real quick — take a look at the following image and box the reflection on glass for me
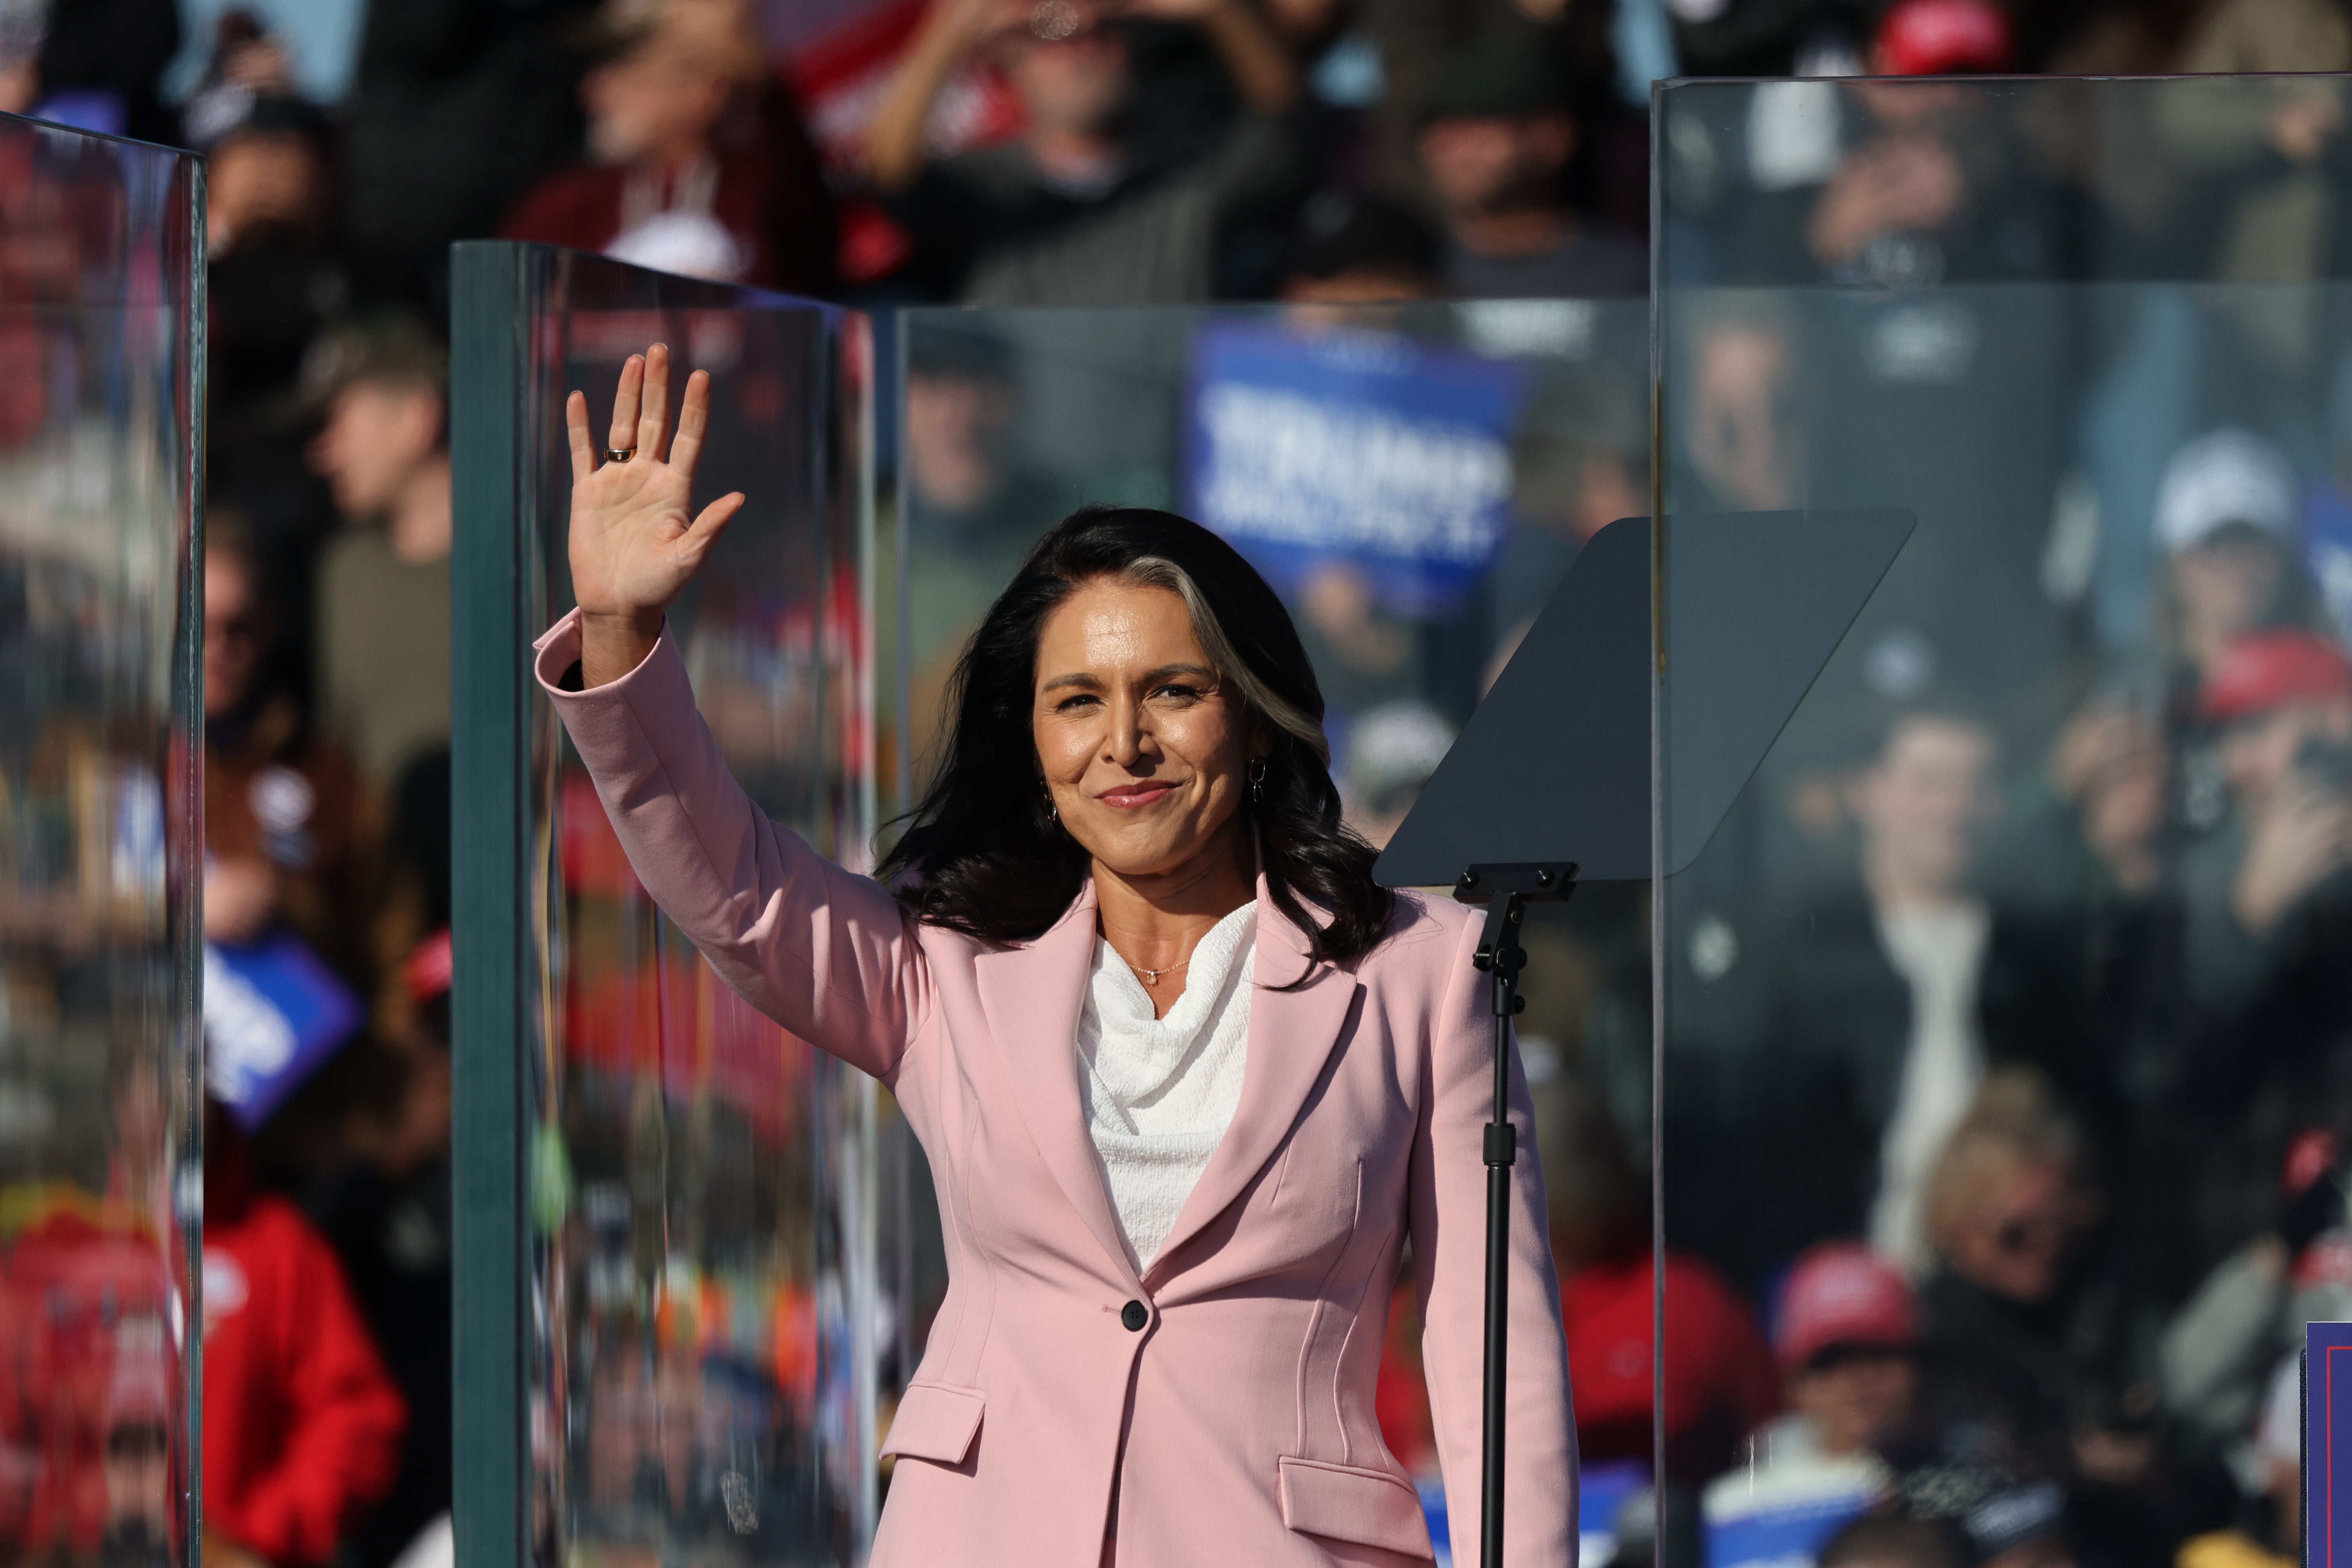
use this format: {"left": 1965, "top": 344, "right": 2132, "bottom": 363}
{"left": 1661, "top": 74, "right": 2352, "bottom": 1568}
{"left": 0, "top": 120, "right": 203, "bottom": 1568}
{"left": 891, "top": 297, "right": 1652, "bottom": 1556}
{"left": 502, "top": 257, "right": 875, "bottom": 1564}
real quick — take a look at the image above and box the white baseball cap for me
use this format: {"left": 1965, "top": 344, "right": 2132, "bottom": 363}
{"left": 2156, "top": 426, "right": 2298, "bottom": 553}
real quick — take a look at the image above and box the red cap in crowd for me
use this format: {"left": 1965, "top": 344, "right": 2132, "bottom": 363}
{"left": 2285, "top": 1128, "right": 2341, "bottom": 1197}
{"left": 405, "top": 927, "right": 453, "bottom": 1006}
{"left": 1773, "top": 1241, "right": 1919, "bottom": 1372}
{"left": 2201, "top": 629, "right": 2352, "bottom": 722}
{"left": 1873, "top": 0, "right": 2014, "bottom": 75}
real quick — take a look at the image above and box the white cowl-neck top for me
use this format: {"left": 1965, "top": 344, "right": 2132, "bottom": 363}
{"left": 1075, "top": 900, "right": 1257, "bottom": 1270}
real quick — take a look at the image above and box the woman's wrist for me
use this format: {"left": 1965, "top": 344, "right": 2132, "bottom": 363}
{"left": 578, "top": 607, "right": 665, "bottom": 690}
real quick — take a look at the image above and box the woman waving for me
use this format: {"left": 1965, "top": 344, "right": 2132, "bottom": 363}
{"left": 535, "top": 344, "right": 1575, "bottom": 1566}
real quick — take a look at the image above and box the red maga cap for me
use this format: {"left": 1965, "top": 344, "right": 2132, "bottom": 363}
{"left": 1874, "top": 0, "right": 2014, "bottom": 75}
{"left": 1775, "top": 1241, "right": 1918, "bottom": 1371}
{"left": 2201, "top": 628, "right": 2352, "bottom": 722}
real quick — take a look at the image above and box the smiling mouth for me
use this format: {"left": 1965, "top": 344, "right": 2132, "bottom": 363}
{"left": 1095, "top": 781, "right": 1177, "bottom": 809}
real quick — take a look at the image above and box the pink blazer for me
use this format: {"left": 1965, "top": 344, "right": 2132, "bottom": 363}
{"left": 534, "top": 610, "right": 1578, "bottom": 1567}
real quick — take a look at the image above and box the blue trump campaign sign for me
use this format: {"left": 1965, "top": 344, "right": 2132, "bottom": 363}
{"left": 2313, "top": 1321, "right": 2352, "bottom": 1567}
{"left": 1702, "top": 1448, "right": 1882, "bottom": 1568}
{"left": 1707, "top": 1487, "right": 1875, "bottom": 1568}
{"left": 1418, "top": 1455, "right": 1651, "bottom": 1567}
{"left": 1185, "top": 321, "right": 1532, "bottom": 618}
{"left": 203, "top": 931, "right": 364, "bottom": 1130}
{"left": 1579, "top": 1459, "right": 1652, "bottom": 1566}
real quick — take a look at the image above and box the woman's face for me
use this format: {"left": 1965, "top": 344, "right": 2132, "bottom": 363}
{"left": 1947, "top": 1158, "right": 2083, "bottom": 1304}
{"left": 1032, "top": 577, "right": 1264, "bottom": 884}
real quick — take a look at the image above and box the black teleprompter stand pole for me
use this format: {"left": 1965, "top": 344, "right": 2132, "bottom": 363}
{"left": 1454, "top": 860, "right": 1575, "bottom": 1568}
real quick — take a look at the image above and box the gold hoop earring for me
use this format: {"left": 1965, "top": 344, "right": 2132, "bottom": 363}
{"left": 1248, "top": 757, "right": 1267, "bottom": 804}
{"left": 1042, "top": 782, "right": 1058, "bottom": 826}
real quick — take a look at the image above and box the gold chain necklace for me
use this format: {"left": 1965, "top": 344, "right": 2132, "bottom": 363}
{"left": 1102, "top": 926, "right": 1191, "bottom": 987}
{"left": 1124, "top": 953, "right": 1191, "bottom": 988}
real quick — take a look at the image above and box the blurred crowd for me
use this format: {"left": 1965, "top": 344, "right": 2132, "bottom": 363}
{"left": 891, "top": 54, "right": 2352, "bottom": 1562}
{"left": 9, "top": 2, "right": 2352, "bottom": 1568}
{"left": 1612, "top": 377, "right": 2352, "bottom": 1568}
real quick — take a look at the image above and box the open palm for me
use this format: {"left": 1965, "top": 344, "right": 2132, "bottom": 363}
{"left": 566, "top": 342, "right": 746, "bottom": 633}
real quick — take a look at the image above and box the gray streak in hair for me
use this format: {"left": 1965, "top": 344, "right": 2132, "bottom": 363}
{"left": 1122, "top": 556, "right": 1330, "bottom": 766}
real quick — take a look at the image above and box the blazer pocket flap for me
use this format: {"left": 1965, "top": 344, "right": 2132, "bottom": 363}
{"left": 880, "top": 1382, "right": 984, "bottom": 1465}
{"left": 1277, "top": 1457, "right": 1435, "bottom": 1559}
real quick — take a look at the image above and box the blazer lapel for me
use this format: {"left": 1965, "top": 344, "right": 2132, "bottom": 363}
{"left": 1145, "top": 877, "right": 1359, "bottom": 1282}
{"left": 973, "top": 881, "right": 1140, "bottom": 1285}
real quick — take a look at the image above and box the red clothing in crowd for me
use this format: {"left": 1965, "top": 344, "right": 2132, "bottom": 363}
{"left": 203, "top": 1147, "right": 406, "bottom": 1566}
{"left": 1564, "top": 1249, "right": 1777, "bottom": 1479}
{"left": 0, "top": 1209, "right": 177, "bottom": 1556}
{"left": 1374, "top": 1280, "right": 1441, "bottom": 1476}
{"left": 499, "top": 83, "right": 836, "bottom": 295}
{"left": 1375, "top": 1251, "right": 1776, "bottom": 1483}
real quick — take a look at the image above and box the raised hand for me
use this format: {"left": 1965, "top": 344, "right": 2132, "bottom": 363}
{"left": 2233, "top": 776, "right": 2352, "bottom": 935}
{"left": 566, "top": 343, "right": 746, "bottom": 687}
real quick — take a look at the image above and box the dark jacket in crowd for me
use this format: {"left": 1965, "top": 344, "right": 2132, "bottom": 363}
{"left": 886, "top": 114, "right": 1301, "bottom": 305}
{"left": 1918, "top": 1258, "right": 2227, "bottom": 1556}
{"left": 316, "top": 1154, "right": 452, "bottom": 1568}
{"left": 37, "top": 0, "right": 179, "bottom": 143}
{"left": 343, "top": 0, "right": 599, "bottom": 307}
{"left": 1918, "top": 1260, "right": 2158, "bottom": 1458}
{"left": 2173, "top": 867, "right": 2352, "bottom": 1276}
{"left": 1713, "top": 895, "right": 2098, "bottom": 1287}
{"left": 2185, "top": 866, "right": 2352, "bottom": 1110}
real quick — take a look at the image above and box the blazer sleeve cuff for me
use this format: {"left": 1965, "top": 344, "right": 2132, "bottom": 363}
{"left": 534, "top": 606, "right": 672, "bottom": 699}
{"left": 532, "top": 608, "right": 693, "bottom": 756}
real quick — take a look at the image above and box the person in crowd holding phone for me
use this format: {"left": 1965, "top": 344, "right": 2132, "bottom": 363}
{"left": 2176, "top": 630, "right": 2352, "bottom": 1269}
{"left": 531, "top": 345, "right": 1574, "bottom": 1564}
{"left": 2194, "top": 630, "right": 2352, "bottom": 953}
{"left": 864, "top": 0, "right": 1301, "bottom": 304}
{"left": 2180, "top": 625, "right": 2352, "bottom": 1032}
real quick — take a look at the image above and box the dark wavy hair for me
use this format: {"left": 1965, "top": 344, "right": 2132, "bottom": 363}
{"left": 879, "top": 507, "right": 1395, "bottom": 967}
